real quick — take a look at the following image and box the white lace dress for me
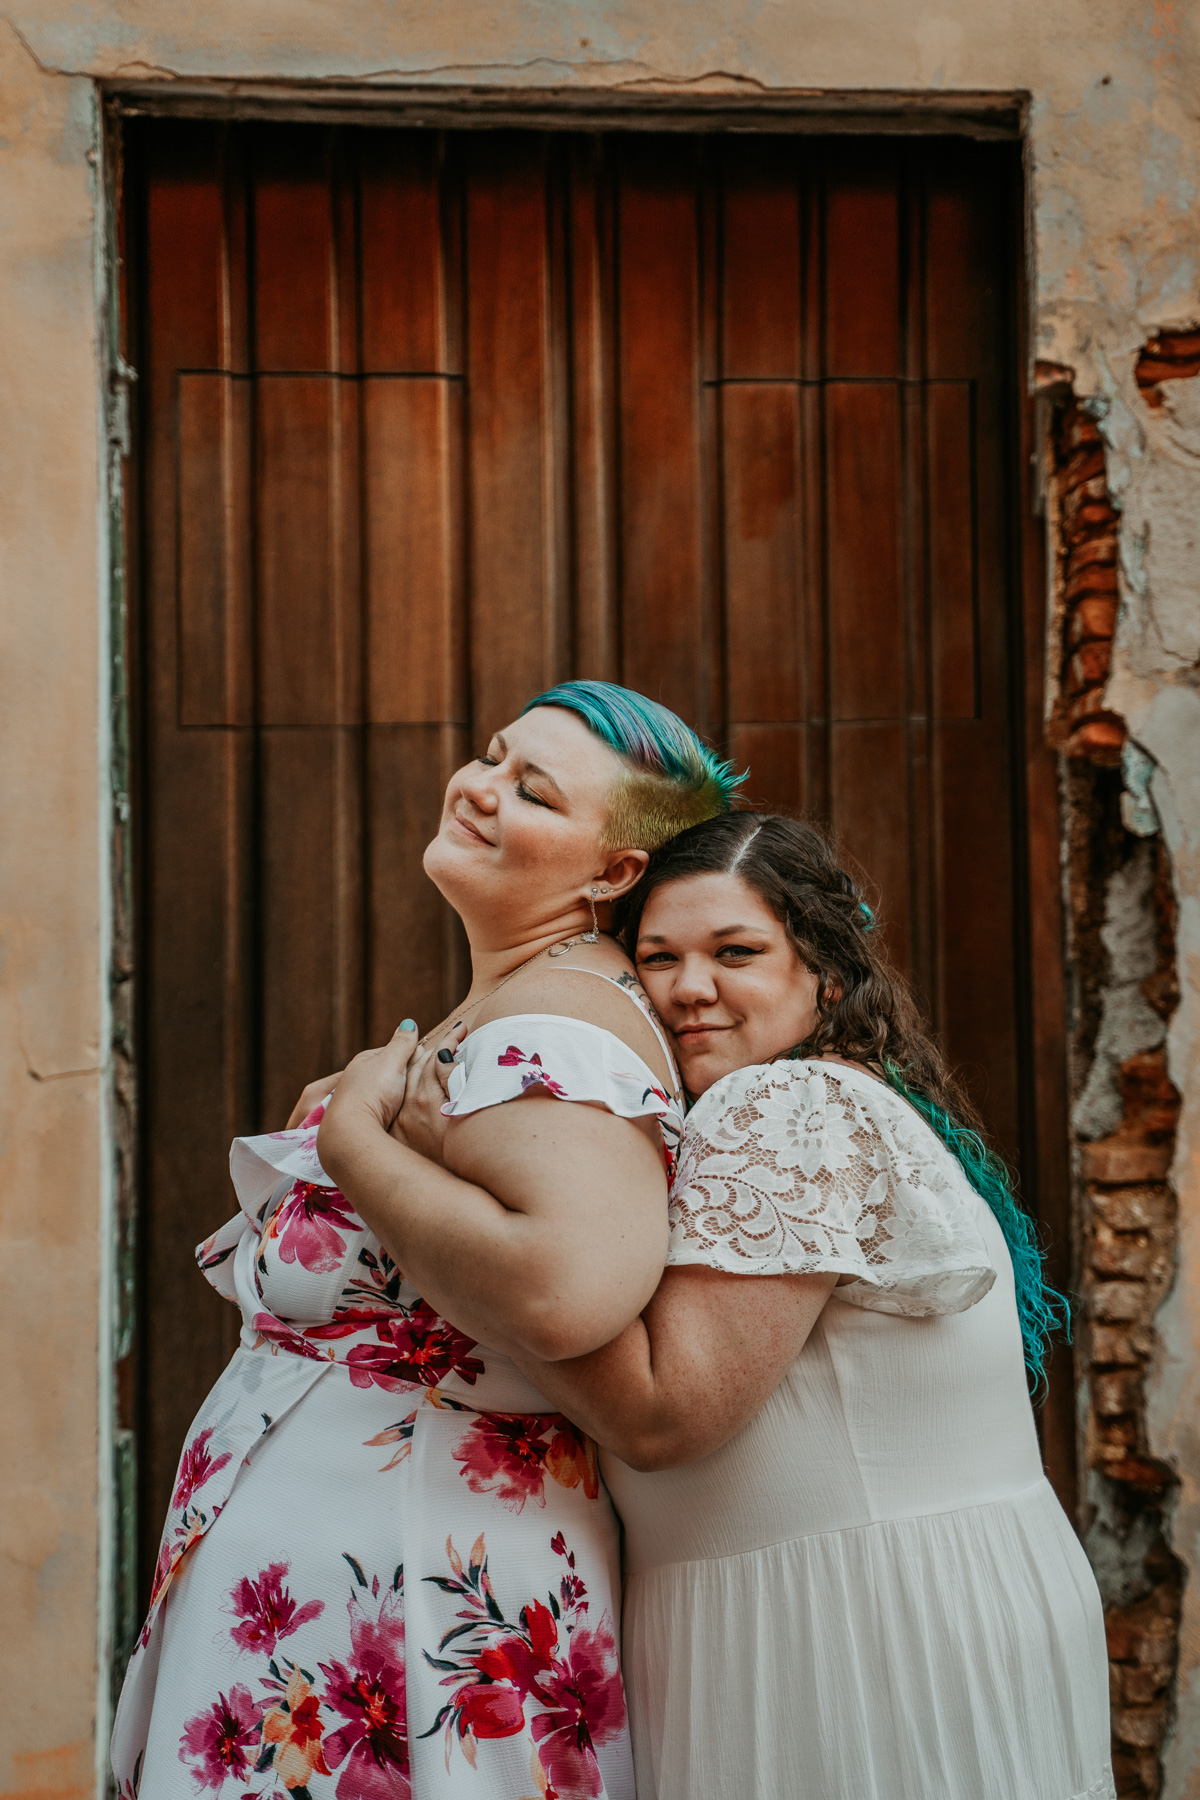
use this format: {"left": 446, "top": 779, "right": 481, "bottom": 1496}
{"left": 602, "top": 1060, "right": 1114, "bottom": 1800}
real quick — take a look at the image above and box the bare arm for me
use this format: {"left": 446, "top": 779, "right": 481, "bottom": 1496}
{"left": 509, "top": 1263, "right": 838, "bottom": 1471}
{"left": 316, "top": 1028, "right": 669, "bottom": 1363}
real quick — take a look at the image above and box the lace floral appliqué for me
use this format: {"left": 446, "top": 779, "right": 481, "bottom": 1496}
{"left": 666, "top": 1063, "right": 996, "bottom": 1318}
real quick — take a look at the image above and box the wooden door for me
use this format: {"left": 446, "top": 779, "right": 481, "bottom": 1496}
{"left": 124, "top": 120, "right": 1063, "bottom": 1596}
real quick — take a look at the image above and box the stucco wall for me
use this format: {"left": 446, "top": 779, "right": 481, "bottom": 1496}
{"left": 1, "top": 2, "right": 1197, "bottom": 1794}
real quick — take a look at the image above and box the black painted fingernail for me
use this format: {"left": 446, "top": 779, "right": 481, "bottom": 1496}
{"left": 437, "top": 1048, "right": 456, "bottom": 1065}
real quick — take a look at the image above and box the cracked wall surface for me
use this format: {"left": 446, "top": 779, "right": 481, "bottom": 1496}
{"left": 1, "top": 0, "right": 1199, "bottom": 1794}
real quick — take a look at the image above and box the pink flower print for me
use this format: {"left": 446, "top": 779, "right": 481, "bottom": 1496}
{"left": 172, "top": 1426, "right": 232, "bottom": 1510}
{"left": 320, "top": 1575, "right": 410, "bottom": 1800}
{"left": 422, "top": 1531, "right": 620, "bottom": 1793}
{"left": 529, "top": 1619, "right": 626, "bottom": 1800}
{"left": 178, "top": 1684, "right": 262, "bottom": 1792}
{"left": 344, "top": 1301, "right": 484, "bottom": 1393}
{"left": 497, "top": 1045, "right": 569, "bottom": 1099}
{"left": 453, "top": 1414, "right": 552, "bottom": 1509}
{"left": 251, "top": 1313, "right": 327, "bottom": 1361}
{"left": 259, "top": 1665, "right": 332, "bottom": 1790}
{"left": 227, "top": 1560, "right": 324, "bottom": 1656}
{"left": 452, "top": 1415, "right": 600, "bottom": 1511}
{"left": 265, "top": 1180, "right": 359, "bottom": 1274}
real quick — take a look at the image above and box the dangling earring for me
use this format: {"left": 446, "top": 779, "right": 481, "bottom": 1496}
{"left": 582, "top": 885, "right": 602, "bottom": 944}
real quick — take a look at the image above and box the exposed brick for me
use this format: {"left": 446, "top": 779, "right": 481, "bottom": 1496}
{"left": 1091, "top": 1324, "right": 1140, "bottom": 1366}
{"left": 1051, "top": 400, "right": 1125, "bottom": 764}
{"left": 1082, "top": 1135, "right": 1174, "bottom": 1184}
{"left": 1112, "top": 1706, "right": 1169, "bottom": 1750}
{"left": 1091, "top": 1222, "right": 1157, "bottom": 1280}
{"left": 1135, "top": 328, "right": 1200, "bottom": 406}
{"left": 1093, "top": 1369, "right": 1144, "bottom": 1417}
{"left": 1065, "top": 560, "right": 1119, "bottom": 603}
{"left": 1068, "top": 640, "right": 1114, "bottom": 694}
{"left": 1093, "top": 1186, "right": 1174, "bottom": 1232}
{"left": 1062, "top": 443, "right": 1107, "bottom": 490}
{"left": 1091, "top": 1280, "right": 1153, "bottom": 1323}
{"left": 1069, "top": 532, "right": 1118, "bottom": 568}
{"left": 1067, "top": 717, "right": 1126, "bottom": 763}
{"left": 1101, "top": 1454, "right": 1180, "bottom": 1497}
{"left": 1122, "top": 1666, "right": 1172, "bottom": 1705}
{"left": 1061, "top": 468, "right": 1109, "bottom": 506}
{"left": 1061, "top": 481, "right": 1114, "bottom": 530}
{"left": 1070, "top": 597, "right": 1119, "bottom": 645}
{"left": 1061, "top": 410, "right": 1103, "bottom": 450}
{"left": 1062, "top": 627, "right": 1182, "bottom": 1796}
{"left": 1120, "top": 1051, "right": 1180, "bottom": 1135}
{"left": 1096, "top": 1417, "right": 1140, "bottom": 1454}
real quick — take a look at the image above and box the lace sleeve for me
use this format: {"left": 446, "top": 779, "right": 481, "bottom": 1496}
{"left": 666, "top": 1063, "right": 996, "bottom": 1318}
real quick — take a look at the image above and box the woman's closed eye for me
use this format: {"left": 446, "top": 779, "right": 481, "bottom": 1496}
{"left": 474, "top": 754, "right": 552, "bottom": 808}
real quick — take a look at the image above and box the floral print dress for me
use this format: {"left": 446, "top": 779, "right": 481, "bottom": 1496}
{"left": 112, "top": 994, "right": 681, "bottom": 1800}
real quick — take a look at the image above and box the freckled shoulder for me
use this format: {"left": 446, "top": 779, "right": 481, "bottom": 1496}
{"left": 469, "top": 960, "right": 674, "bottom": 1091}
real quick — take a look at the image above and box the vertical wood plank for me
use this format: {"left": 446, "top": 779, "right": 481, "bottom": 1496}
{"left": 258, "top": 728, "right": 365, "bottom": 1124}
{"left": 364, "top": 377, "right": 466, "bottom": 725}
{"left": 367, "top": 723, "right": 470, "bottom": 1038}
{"left": 616, "top": 139, "right": 707, "bottom": 727}
{"left": 360, "top": 133, "right": 452, "bottom": 373}
{"left": 721, "top": 140, "right": 801, "bottom": 378}
{"left": 177, "top": 373, "right": 252, "bottom": 726}
{"left": 256, "top": 376, "right": 362, "bottom": 726}
{"left": 824, "top": 151, "right": 902, "bottom": 377}
{"left": 569, "top": 141, "right": 619, "bottom": 682}
{"left": 722, "top": 383, "right": 801, "bottom": 725}
{"left": 252, "top": 126, "right": 336, "bottom": 371}
{"left": 927, "top": 382, "right": 979, "bottom": 722}
{"left": 825, "top": 382, "right": 904, "bottom": 721}
{"left": 730, "top": 724, "right": 805, "bottom": 816}
{"left": 465, "top": 134, "right": 559, "bottom": 734}
{"left": 830, "top": 721, "right": 912, "bottom": 977}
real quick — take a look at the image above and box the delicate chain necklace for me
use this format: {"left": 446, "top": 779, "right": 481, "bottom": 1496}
{"left": 419, "top": 926, "right": 601, "bottom": 1048}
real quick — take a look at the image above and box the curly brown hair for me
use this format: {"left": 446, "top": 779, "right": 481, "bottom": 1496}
{"left": 616, "top": 811, "right": 1068, "bottom": 1388}
{"left": 615, "top": 810, "right": 985, "bottom": 1136}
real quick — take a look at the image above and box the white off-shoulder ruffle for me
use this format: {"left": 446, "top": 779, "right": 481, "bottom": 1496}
{"left": 443, "top": 1013, "right": 683, "bottom": 1137}
{"left": 666, "top": 1059, "right": 996, "bottom": 1316}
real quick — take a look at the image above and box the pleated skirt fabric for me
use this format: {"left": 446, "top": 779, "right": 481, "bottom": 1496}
{"left": 622, "top": 1478, "right": 1114, "bottom": 1800}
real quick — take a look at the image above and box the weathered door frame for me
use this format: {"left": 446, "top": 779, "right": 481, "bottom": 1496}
{"left": 100, "top": 73, "right": 1065, "bottom": 1740}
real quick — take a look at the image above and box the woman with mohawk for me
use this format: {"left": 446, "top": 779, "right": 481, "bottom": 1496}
{"left": 112, "top": 681, "right": 740, "bottom": 1800}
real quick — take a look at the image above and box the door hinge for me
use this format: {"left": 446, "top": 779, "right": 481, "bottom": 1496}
{"left": 107, "top": 355, "right": 138, "bottom": 463}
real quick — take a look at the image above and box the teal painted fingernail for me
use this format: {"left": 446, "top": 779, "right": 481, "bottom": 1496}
{"left": 400, "top": 1019, "right": 417, "bottom": 1032}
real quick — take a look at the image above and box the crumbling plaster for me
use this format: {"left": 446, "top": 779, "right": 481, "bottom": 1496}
{"left": 1, "top": 0, "right": 1198, "bottom": 1793}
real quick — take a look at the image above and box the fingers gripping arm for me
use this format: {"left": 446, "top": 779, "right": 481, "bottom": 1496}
{"left": 317, "top": 1028, "right": 670, "bottom": 1362}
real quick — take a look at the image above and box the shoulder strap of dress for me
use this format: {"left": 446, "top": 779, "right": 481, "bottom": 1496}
{"left": 542, "top": 966, "right": 679, "bottom": 1088}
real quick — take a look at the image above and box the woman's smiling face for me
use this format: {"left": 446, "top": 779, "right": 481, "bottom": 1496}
{"left": 423, "top": 707, "right": 645, "bottom": 937}
{"left": 635, "top": 872, "right": 821, "bottom": 1095}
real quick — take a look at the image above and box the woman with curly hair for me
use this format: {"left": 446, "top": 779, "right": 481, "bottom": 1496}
{"left": 399, "top": 811, "right": 1112, "bottom": 1800}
